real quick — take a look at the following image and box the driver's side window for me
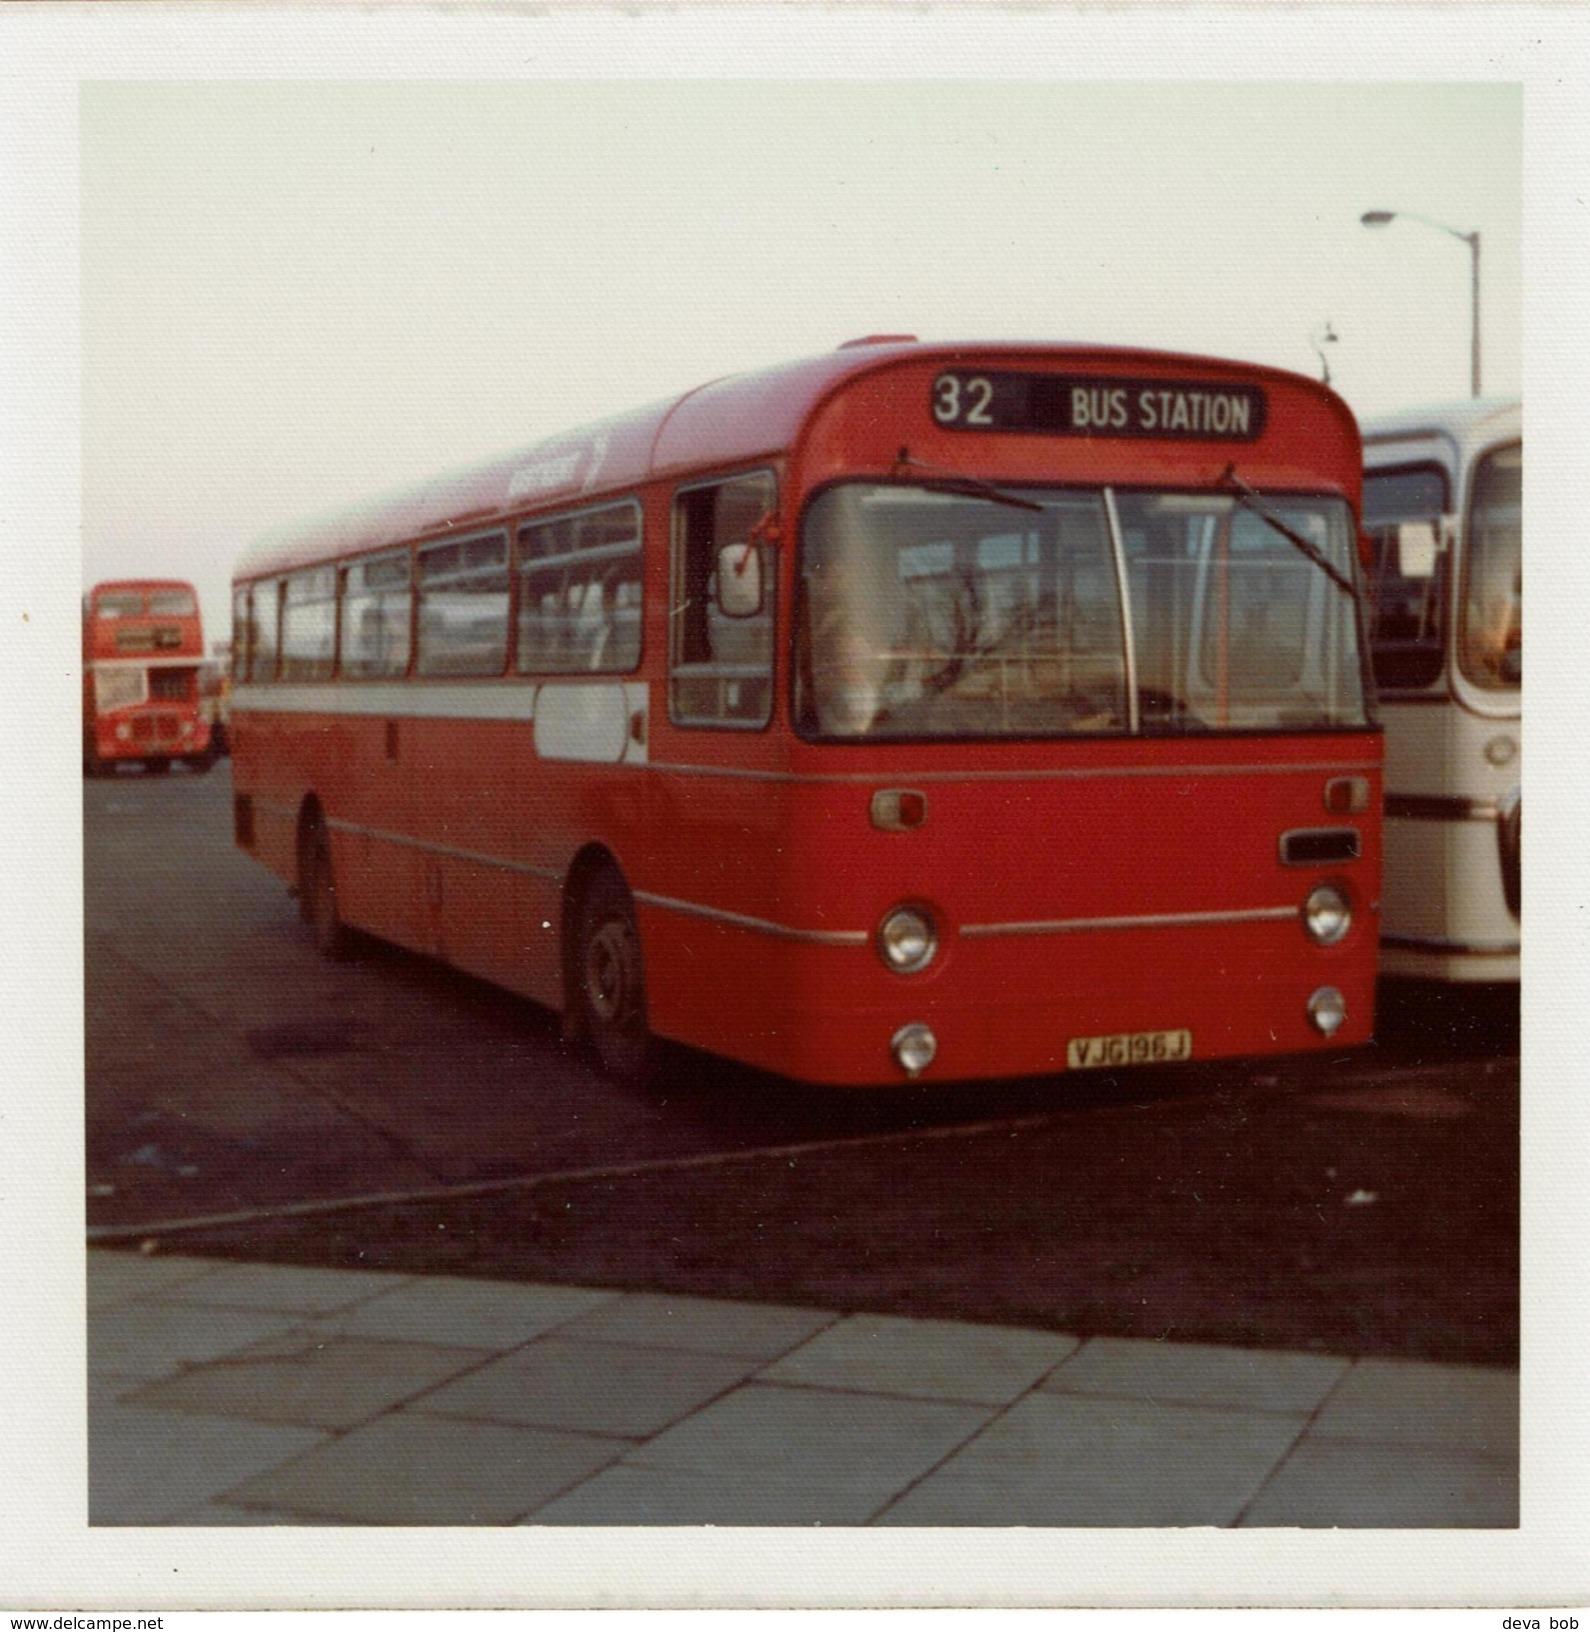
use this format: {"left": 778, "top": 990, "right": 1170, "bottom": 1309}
{"left": 669, "top": 471, "right": 777, "bottom": 727}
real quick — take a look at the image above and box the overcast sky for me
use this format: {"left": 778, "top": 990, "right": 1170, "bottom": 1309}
{"left": 80, "top": 79, "right": 1523, "bottom": 647}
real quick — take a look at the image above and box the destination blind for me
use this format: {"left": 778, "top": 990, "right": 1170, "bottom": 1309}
{"left": 931, "top": 371, "right": 1268, "bottom": 442}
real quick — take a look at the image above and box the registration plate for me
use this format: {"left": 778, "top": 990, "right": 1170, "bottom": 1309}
{"left": 1066, "top": 1029, "right": 1193, "bottom": 1069}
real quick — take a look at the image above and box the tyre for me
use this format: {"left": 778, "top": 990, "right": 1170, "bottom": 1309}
{"left": 305, "top": 820, "right": 352, "bottom": 960}
{"left": 185, "top": 752, "right": 214, "bottom": 775}
{"left": 574, "top": 870, "right": 653, "bottom": 1083}
{"left": 144, "top": 758, "right": 171, "bottom": 775}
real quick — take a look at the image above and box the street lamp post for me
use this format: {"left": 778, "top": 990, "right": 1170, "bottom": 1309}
{"left": 1360, "top": 209, "right": 1482, "bottom": 398}
{"left": 1310, "top": 320, "right": 1339, "bottom": 386}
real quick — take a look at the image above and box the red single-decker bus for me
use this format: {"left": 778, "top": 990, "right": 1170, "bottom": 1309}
{"left": 231, "top": 339, "right": 1381, "bottom": 1087}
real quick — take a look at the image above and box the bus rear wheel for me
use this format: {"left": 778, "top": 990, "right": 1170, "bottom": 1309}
{"left": 305, "top": 821, "right": 352, "bottom": 961}
{"left": 575, "top": 871, "right": 653, "bottom": 1084}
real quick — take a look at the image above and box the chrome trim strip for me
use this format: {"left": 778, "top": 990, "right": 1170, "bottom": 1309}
{"left": 324, "top": 816, "right": 562, "bottom": 881}
{"left": 961, "top": 905, "right": 1299, "bottom": 939}
{"left": 632, "top": 890, "right": 869, "bottom": 946}
{"left": 1381, "top": 932, "right": 1521, "bottom": 955}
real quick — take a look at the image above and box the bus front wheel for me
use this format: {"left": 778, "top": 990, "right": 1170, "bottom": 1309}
{"left": 575, "top": 871, "right": 653, "bottom": 1084}
{"left": 305, "top": 821, "right": 352, "bottom": 961}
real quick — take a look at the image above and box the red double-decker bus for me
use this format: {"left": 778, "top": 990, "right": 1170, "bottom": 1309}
{"left": 230, "top": 339, "right": 1381, "bottom": 1087}
{"left": 82, "top": 579, "right": 214, "bottom": 776}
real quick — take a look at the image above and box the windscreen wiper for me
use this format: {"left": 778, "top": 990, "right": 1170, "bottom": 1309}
{"left": 893, "top": 449, "right": 1045, "bottom": 513}
{"left": 1219, "top": 464, "right": 1359, "bottom": 602}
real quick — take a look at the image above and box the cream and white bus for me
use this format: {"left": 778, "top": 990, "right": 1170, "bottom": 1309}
{"left": 1362, "top": 398, "right": 1520, "bottom": 982}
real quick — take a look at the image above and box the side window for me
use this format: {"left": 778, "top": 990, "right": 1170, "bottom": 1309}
{"left": 1460, "top": 443, "right": 1522, "bottom": 689}
{"left": 415, "top": 531, "right": 510, "bottom": 677}
{"left": 148, "top": 588, "right": 197, "bottom": 617}
{"left": 340, "top": 551, "right": 413, "bottom": 678}
{"left": 248, "top": 580, "right": 280, "bottom": 683}
{"left": 670, "top": 471, "right": 778, "bottom": 727}
{"left": 280, "top": 567, "right": 338, "bottom": 681}
{"left": 1362, "top": 465, "right": 1450, "bottom": 691}
{"left": 517, "top": 500, "right": 643, "bottom": 674}
{"left": 231, "top": 587, "right": 252, "bottom": 683}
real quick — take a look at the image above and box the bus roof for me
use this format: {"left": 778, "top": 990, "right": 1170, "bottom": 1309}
{"left": 234, "top": 339, "right": 1344, "bottom": 583}
{"left": 1361, "top": 396, "right": 1521, "bottom": 465}
{"left": 88, "top": 578, "right": 201, "bottom": 596}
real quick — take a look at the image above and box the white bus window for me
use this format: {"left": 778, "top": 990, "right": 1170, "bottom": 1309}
{"left": 1461, "top": 444, "right": 1521, "bottom": 690}
{"left": 671, "top": 472, "right": 777, "bottom": 727}
{"left": 518, "top": 501, "right": 643, "bottom": 674}
{"left": 147, "top": 588, "right": 198, "bottom": 617}
{"left": 248, "top": 581, "right": 280, "bottom": 683}
{"left": 280, "top": 567, "right": 338, "bottom": 682}
{"left": 340, "top": 552, "right": 412, "bottom": 679}
{"left": 1117, "top": 492, "right": 1363, "bottom": 732}
{"left": 416, "top": 533, "right": 510, "bottom": 678}
{"left": 231, "top": 587, "right": 252, "bottom": 682}
{"left": 1362, "top": 465, "right": 1450, "bottom": 691}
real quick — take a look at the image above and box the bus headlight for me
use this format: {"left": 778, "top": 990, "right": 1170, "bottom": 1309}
{"left": 877, "top": 905, "right": 938, "bottom": 973}
{"left": 1303, "top": 883, "right": 1351, "bottom": 945}
{"left": 115, "top": 722, "right": 132, "bottom": 742}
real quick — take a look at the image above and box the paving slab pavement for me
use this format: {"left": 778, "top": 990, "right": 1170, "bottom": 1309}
{"left": 86, "top": 1248, "right": 1518, "bottom": 1528}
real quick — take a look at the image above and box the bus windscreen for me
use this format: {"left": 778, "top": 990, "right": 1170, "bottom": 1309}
{"left": 797, "top": 483, "right": 1368, "bottom": 740}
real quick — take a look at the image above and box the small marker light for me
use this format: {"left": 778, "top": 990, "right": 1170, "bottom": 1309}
{"left": 1307, "top": 986, "right": 1347, "bottom": 1037}
{"left": 891, "top": 1023, "right": 938, "bottom": 1078}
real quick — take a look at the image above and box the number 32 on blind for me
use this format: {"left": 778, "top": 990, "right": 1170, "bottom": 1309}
{"left": 932, "top": 373, "right": 994, "bottom": 427}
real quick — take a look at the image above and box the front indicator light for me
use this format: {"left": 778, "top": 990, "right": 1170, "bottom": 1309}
{"left": 891, "top": 1023, "right": 938, "bottom": 1078}
{"left": 1303, "top": 883, "right": 1352, "bottom": 946}
{"left": 1307, "top": 986, "right": 1347, "bottom": 1037}
{"left": 877, "top": 905, "right": 938, "bottom": 973}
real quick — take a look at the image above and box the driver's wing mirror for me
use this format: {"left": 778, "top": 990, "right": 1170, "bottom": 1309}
{"left": 1396, "top": 520, "right": 1442, "bottom": 579}
{"left": 715, "top": 542, "right": 764, "bottom": 618}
